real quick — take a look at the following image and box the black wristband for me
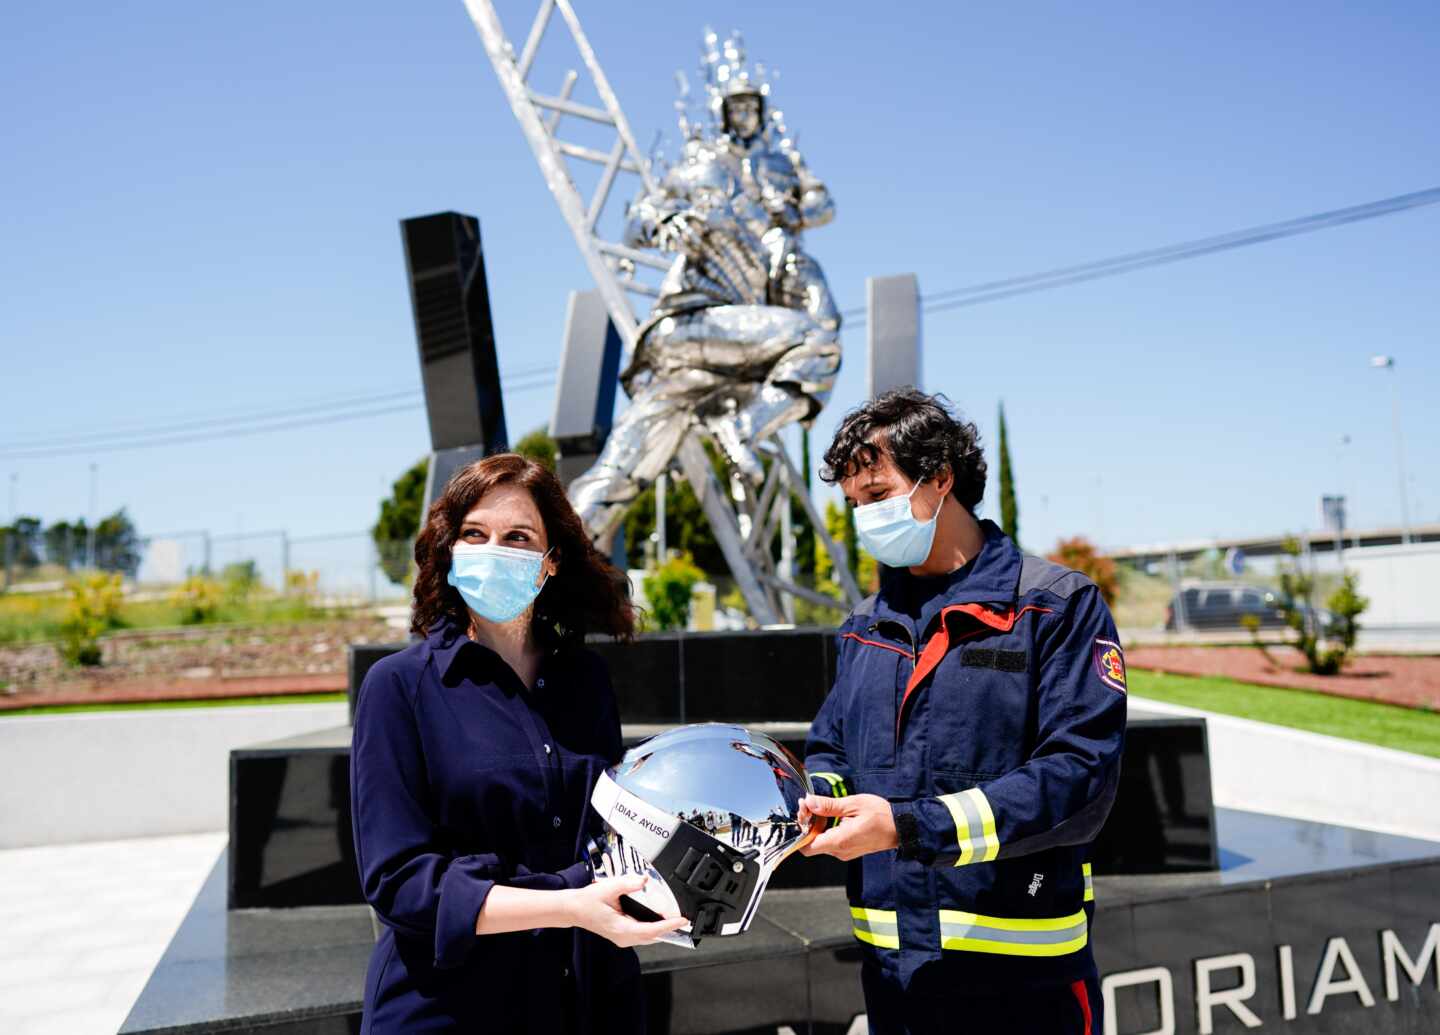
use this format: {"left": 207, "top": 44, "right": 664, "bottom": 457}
{"left": 893, "top": 807, "right": 924, "bottom": 862}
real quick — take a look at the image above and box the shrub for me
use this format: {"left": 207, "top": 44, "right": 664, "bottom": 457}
{"left": 642, "top": 552, "right": 705, "bottom": 631}
{"left": 59, "top": 572, "right": 124, "bottom": 666}
{"left": 171, "top": 575, "right": 225, "bottom": 625}
{"left": 221, "top": 560, "right": 261, "bottom": 602}
{"left": 1047, "top": 537, "right": 1118, "bottom": 606}
{"left": 1276, "top": 538, "right": 1368, "bottom": 675}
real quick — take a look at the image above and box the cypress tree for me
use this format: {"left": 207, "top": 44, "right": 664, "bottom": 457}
{"left": 998, "top": 402, "right": 1019, "bottom": 544}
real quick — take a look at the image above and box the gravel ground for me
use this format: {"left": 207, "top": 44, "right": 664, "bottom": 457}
{"left": 1127, "top": 644, "right": 1440, "bottom": 711}
{"left": 0, "top": 617, "right": 400, "bottom": 700}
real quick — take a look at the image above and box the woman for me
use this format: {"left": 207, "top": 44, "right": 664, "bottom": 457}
{"left": 350, "top": 454, "right": 684, "bottom": 1034}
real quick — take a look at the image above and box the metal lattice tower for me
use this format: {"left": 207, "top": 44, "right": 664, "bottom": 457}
{"left": 463, "top": 0, "right": 861, "bottom": 623}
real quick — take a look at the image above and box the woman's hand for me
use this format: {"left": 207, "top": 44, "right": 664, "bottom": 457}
{"left": 566, "top": 874, "right": 689, "bottom": 948}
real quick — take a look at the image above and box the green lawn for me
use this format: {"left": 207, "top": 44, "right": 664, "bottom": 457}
{"left": 1130, "top": 669, "right": 1440, "bottom": 760}
{"left": 0, "top": 591, "right": 350, "bottom": 646}
{"left": 0, "top": 691, "right": 346, "bottom": 717}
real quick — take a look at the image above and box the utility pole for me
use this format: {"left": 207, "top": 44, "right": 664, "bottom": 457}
{"left": 87, "top": 462, "right": 99, "bottom": 569}
{"left": 1369, "top": 356, "right": 1411, "bottom": 544}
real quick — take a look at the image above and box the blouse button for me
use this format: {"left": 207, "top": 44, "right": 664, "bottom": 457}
{"left": 536, "top": 678, "right": 546, "bottom": 688}
{"left": 552, "top": 816, "right": 562, "bottom": 829}
{"left": 543, "top": 743, "right": 552, "bottom": 755}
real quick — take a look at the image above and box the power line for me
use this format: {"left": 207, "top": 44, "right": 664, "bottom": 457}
{"left": 837, "top": 185, "right": 1440, "bottom": 320}
{"left": 0, "top": 376, "right": 556, "bottom": 460}
{"left": 1, "top": 366, "right": 557, "bottom": 454}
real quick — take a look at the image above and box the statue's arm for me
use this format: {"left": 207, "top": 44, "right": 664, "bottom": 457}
{"left": 622, "top": 187, "right": 676, "bottom": 250}
{"left": 782, "top": 140, "right": 835, "bottom": 229}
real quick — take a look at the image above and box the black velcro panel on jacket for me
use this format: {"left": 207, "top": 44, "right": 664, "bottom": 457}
{"left": 961, "top": 647, "right": 1028, "bottom": 673}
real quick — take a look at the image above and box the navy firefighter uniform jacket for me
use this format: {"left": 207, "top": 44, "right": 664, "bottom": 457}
{"left": 805, "top": 519, "right": 1128, "bottom": 994}
{"left": 350, "top": 617, "right": 643, "bottom": 1034}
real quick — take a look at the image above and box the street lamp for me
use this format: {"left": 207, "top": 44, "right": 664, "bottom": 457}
{"left": 1369, "top": 355, "right": 1411, "bottom": 545}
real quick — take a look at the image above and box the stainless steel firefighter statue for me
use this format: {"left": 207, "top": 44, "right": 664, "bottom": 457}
{"left": 567, "top": 30, "right": 842, "bottom": 545}
{"left": 465, "top": 1, "right": 861, "bottom": 621}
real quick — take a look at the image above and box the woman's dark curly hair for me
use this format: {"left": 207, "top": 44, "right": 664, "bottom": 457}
{"left": 411, "top": 454, "right": 635, "bottom": 644}
{"left": 820, "top": 388, "right": 988, "bottom": 513}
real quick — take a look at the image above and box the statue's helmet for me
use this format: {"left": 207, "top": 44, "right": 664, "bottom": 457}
{"left": 588, "top": 723, "right": 811, "bottom": 947}
{"left": 700, "top": 29, "right": 770, "bottom": 139}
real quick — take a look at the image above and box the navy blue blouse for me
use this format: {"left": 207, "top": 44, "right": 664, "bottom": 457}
{"left": 350, "top": 617, "right": 642, "bottom": 1034}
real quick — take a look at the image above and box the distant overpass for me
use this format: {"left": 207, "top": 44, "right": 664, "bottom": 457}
{"left": 1109, "top": 523, "right": 1440, "bottom": 567}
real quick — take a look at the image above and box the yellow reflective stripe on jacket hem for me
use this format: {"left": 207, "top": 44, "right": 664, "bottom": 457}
{"left": 938, "top": 908, "right": 1088, "bottom": 957}
{"left": 850, "top": 906, "right": 899, "bottom": 949}
{"left": 1083, "top": 862, "right": 1094, "bottom": 902}
{"left": 936, "top": 787, "right": 1000, "bottom": 865}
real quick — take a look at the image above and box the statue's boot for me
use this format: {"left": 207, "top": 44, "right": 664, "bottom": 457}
{"left": 705, "top": 382, "right": 813, "bottom": 486}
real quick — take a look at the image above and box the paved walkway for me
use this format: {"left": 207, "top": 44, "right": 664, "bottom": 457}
{"left": 0, "top": 832, "right": 226, "bottom": 1035}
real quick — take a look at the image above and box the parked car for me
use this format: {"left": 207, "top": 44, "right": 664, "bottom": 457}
{"left": 1164, "top": 583, "right": 1336, "bottom": 634}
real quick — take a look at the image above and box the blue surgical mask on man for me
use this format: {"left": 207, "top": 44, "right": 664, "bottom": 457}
{"left": 853, "top": 478, "right": 940, "bottom": 568}
{"left": 447, "top": 542, "right": 551, "bottom": 624}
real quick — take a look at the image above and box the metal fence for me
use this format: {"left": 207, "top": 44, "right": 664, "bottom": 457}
{"left": 1112, "top": 538, "right": 1350, "bottom": 636}
{"left": 2, "top": 527, "right": 414, "bottom": 604}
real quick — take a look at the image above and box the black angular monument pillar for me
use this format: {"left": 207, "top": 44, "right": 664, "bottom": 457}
{"left": 400, "top": 212, "right": 509, "bottom": 509}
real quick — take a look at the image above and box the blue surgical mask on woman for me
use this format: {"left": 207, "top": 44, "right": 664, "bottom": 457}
{"left": 447, "top": 542, "right": 552, "bottom": 624}
{"left": 853, "top": 479, "right": 939, "bottom": 568}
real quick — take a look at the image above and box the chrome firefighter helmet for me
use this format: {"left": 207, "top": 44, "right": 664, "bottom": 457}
{"left": 588, "top": 723, "right": 811, "bottom": 948}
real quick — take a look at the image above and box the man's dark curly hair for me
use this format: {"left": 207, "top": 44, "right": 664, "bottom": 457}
{"left": 820, "top": 388, "right": 988, "bottom": 513}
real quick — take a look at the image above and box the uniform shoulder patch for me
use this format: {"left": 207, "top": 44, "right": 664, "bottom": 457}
{"left": 1093, "top": 639, "right": 1127, "bottom": 693}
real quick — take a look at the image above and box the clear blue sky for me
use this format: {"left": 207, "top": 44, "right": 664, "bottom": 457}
{"left": 4, "top": 0, "right": 1437, "bottom": 557}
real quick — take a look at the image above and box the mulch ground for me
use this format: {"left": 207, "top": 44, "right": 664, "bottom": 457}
{"left": 0, "top": 617, "right": 399, "bottom": 711}
{"left": 1127, "top": 645, "right": 1440, "bottom": 711}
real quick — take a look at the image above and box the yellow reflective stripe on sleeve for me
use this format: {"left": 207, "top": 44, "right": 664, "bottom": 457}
{"left": 850, "top": 906, "right": 900, "bottom": 949}
{"left": 1083, "top": 862, "right": 1094, "bottom": 902}
{"left": 938, "top": 908, "right": 1088, "bottom": 957}
{"left": 935, "top": 787, "right": 1001, "bottom": 866}
{"left": 937, "top": 792, "right": 974, "bottom": 866}
{"left": 811, "top": 772, "right": 848, "bottom": 829}
{"left": 811, "top": 771, "right": 848, "bottom": 797}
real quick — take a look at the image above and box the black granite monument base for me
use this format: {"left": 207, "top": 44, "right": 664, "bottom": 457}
{"left": 122, "top": 809, "right": 1440, "bottom": 1034}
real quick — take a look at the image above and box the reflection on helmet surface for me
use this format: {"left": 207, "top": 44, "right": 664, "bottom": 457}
{"left": 590, "top": 723, "right": 813, "bottom": 945}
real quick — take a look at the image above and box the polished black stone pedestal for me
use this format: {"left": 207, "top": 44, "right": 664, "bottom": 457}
{"left": 228, "top": 712, "right": 1215, "bottom": 910}
{"left": 122, "top": 809, "right": 1440, "bottom": 1034}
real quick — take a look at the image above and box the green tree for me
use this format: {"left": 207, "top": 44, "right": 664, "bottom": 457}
{"left": 93, "top": 509, "right": 142, "bottom": 575}
{"left": 1, "top": 517, "right": 43, "bottom": 571}
{"left": 514, "top": 427, "right": 558, "bottom": 473}
{"left": 998, "top": 402, "right": 1019, "bottom": 543}
{"left": 792, "top": 429, "right": 816, "bottom": 580}
{"left": 44, "top": 520, "right": 84, "bottom": 570}
{"left": 641, "top": 552, "right": 705, "bottom": 631}
{"left": 374, "top": 457, "right": 428, "bottom": 586}
{"left": 621, "top": 444, "right": 726, "bottom": 574}
{"left": 817, "top": 498, "right": 876, "bottom": 595}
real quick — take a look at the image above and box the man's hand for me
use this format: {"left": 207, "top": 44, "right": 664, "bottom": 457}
{"left": 796, "top": 793, "right": 899, "bottom": 861}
